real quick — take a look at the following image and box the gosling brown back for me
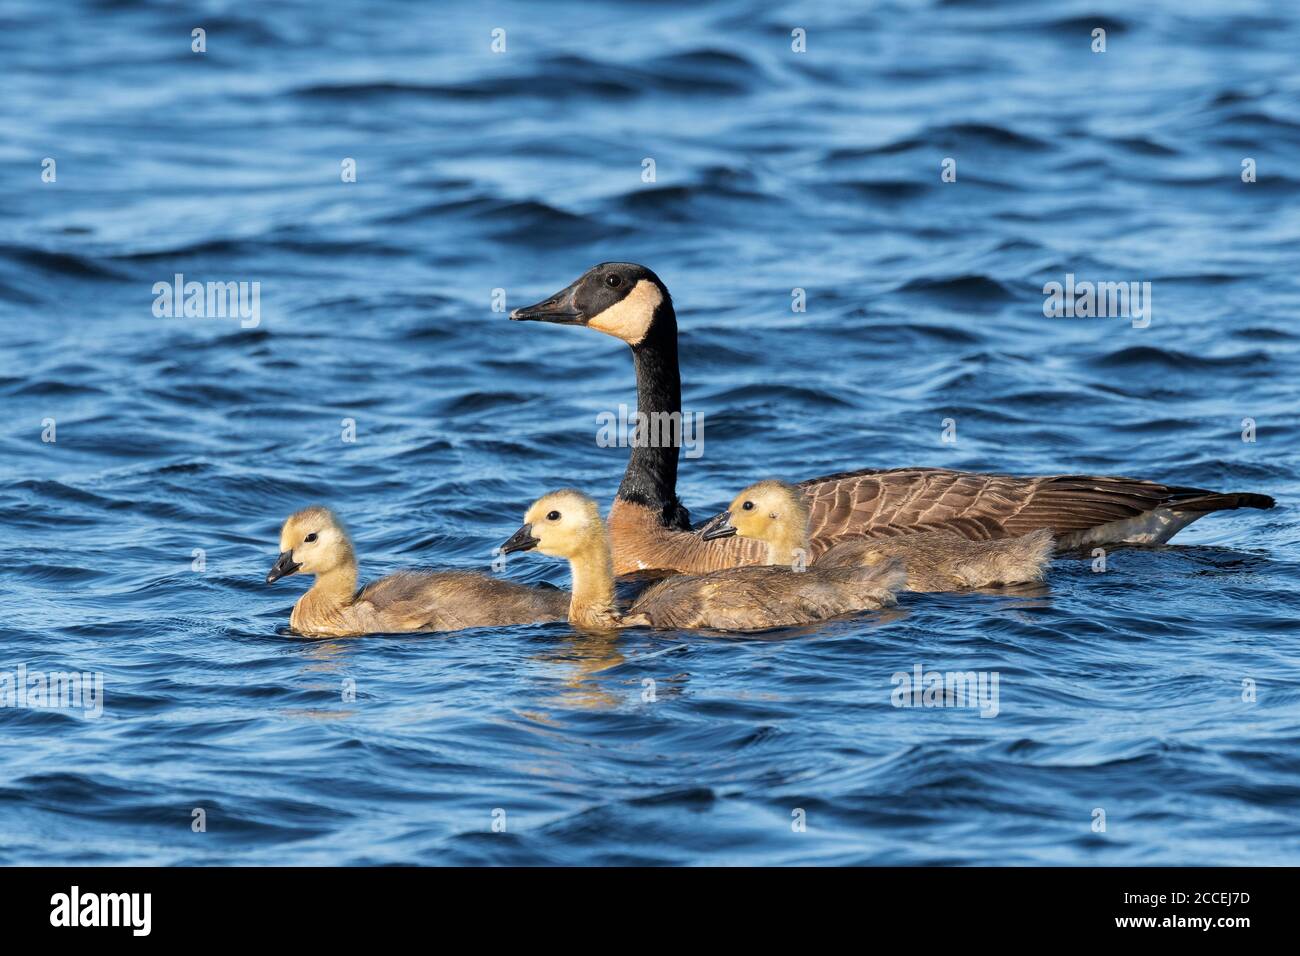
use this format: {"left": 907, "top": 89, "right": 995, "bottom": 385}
{"left": 815, "top": 529, "right": 1055, "bottom": 592}
{"left": 621, "top": 560, "right": 905, "bottom": 631}
{"left": 343, "top": 571, "right": 570, "bottom": 635}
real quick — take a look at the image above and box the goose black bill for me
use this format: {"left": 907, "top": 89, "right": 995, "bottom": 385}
{"left": 266, "top": 550, "right": 301, "bottom": 584}
{"left": 509, "top": 279, "right": 586, "bottom": 324}
{"left": 501, "top": 523, "right": 541, "bottom": 553}
{"left": 698, "top": 511, "right": 737, "bottom": 541}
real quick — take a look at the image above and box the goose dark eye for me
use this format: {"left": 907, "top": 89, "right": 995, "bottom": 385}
{"left": 304, "top": 532, "right": 318, "bottom": 543}
{"left": 605, "top": 274, "right": 621, "bottom": 288}
{"left": 742, "top": 501, "right": 755, "bottom": 511}
{"left": 547, "top": 511, "right": 561, "bottom": 521}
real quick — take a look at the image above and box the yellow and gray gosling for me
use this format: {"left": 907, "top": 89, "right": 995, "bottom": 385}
{"left": 266, "top": 505, "right": 568, "bottom": 637}
{"left": 701, "top": 480, "right": 1055, "bottom": 592}
{"left": 501, "top": 490, "right": 904, "bottom": 632}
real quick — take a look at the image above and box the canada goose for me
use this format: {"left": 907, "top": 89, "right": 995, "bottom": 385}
{"left": 501, "top": 489, "right": 904, "bottom": 632}
{"left": 266, "top": 505, "right": 568, "bottom": 637}
{"left": 510, "top": 263, "right": 1275, "bottom": 576}
{"left": 700, "top": 480, "right": 1054, "bottom": 591}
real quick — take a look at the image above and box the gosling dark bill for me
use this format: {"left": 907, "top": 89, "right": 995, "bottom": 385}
{"left": 698, "top": 511, "right": 737, "bottom": 541}
{"left": 501, "top": 523, "right": 541, "bottom": 554}
{"left": 266, "top": 549, "right": 301, "bottom": 584}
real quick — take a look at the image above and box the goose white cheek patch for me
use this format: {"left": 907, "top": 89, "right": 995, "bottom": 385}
{"left": 587, "top": 280, "right": 662, "bottom": 345}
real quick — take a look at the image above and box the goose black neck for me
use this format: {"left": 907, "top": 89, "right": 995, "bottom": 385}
{"left": 617, "top": 300, "right": 692, "bottom": 530}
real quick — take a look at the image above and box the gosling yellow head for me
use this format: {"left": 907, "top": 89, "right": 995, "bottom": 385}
{"left": 700, "top": 480, "right": 809, "bottom": 565}
{"left": 266, "top": 505, "right": 354, "bottom": 584}
{"left": 501, "top": 489, "right": 605, "bottom": 559}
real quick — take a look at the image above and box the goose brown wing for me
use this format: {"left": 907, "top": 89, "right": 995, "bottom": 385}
{"left": 791, "top": 467, "right": 1251, "bottom": 554}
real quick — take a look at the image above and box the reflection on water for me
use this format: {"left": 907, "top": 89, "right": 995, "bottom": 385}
{"left": 531, "top": 629, "right": 628, "bottom": 711}
{"left": 299, "top": 640, "right": 355, "bottom": 668}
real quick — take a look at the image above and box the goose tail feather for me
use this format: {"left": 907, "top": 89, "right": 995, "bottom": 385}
{"left": 1166, "top": 491, "right": 1276, "bottom": 513}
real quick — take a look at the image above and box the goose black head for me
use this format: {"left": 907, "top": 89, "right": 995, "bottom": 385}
{"left": 510, "top": 262, "right": 672, "bottom": 347}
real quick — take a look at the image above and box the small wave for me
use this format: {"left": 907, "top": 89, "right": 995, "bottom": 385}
{"left": 703, "top": 382, "right": 856, "bottom": 410}
{"left": 927, "top": 122, "right": 1051, "bottom": 152}
{"left": 1044, "top": 15, "right": 1130, "bottom": 35}
{"left": 896, "top": 274, "right": 1017, "bottom": 302}
{"left": 2, "top": 378, "right": 110, "bottom": 398}
{"left": 819, "top": 180, "right": 929, "bottom": 201}
{"left": 0, "top": 244, "right": 126, "bottom": 279}
{"left": 1087, "top": 346, "right": 1269, "bottom": 372}
{"left": 1104, "top": 135, "right": 1180, "bottom": 156}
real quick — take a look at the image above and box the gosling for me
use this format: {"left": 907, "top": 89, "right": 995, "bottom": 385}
{"left": 501, "top": 489, "right": 904, "bottom": 632}
{"left": 700, "top": 480, "right": 1054, "bottom": 592}
{"left": 266, "top": 505, "right": 569, "bottom": 637}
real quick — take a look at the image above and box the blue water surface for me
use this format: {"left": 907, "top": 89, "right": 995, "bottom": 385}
{"left": 1, "top": 0, "right": 1298, "bottom": 865}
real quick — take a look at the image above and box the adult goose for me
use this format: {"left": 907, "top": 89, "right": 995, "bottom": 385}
{"left": 510, "top": 263, "right": 1275, "bottom": 576}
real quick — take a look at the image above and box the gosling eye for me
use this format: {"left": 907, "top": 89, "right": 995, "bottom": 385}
{"left": 604, "top": 273, "right": 621, "bottom": 288}
{"left": 547, "top": 511, "right": 561, "bottom": 521}
{"left": 304, "top": 532, "right": 318, "bottom": 543}
{"left": 741, "top": 501, "right": 755, "bottom": 511}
